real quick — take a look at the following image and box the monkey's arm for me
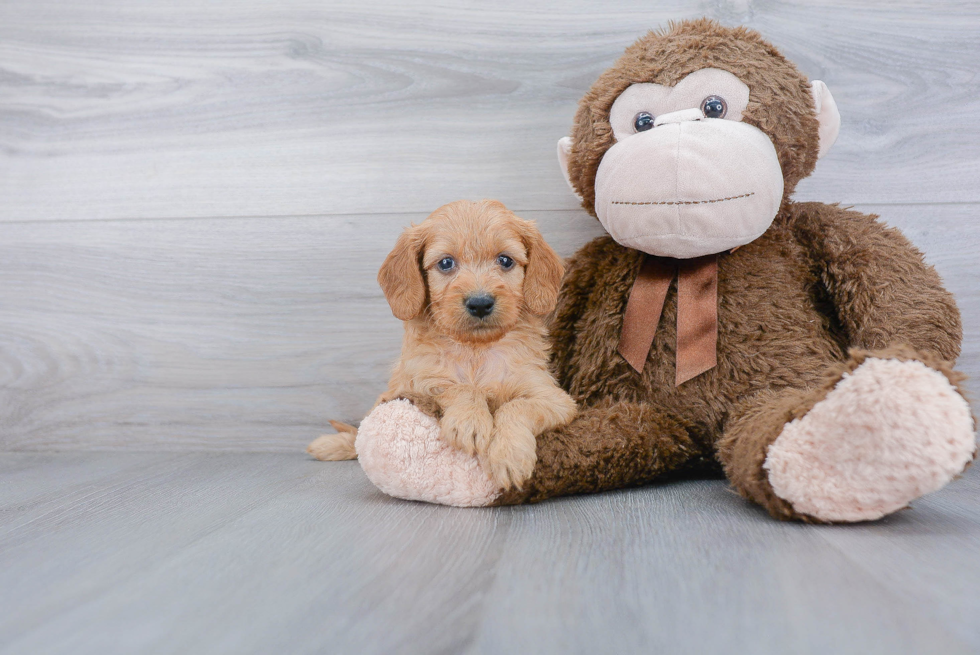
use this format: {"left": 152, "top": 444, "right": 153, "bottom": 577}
{"left": 493, "top": 398, "right": 708, "bottom": 504}
{"left": 549, "top": 236, "right": 613, "bottom": 388}
{"left": 790, "top": 202, "right": 962, "bottom": 361}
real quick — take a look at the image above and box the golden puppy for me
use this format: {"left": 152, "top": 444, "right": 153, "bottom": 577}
{"left": 308, "top": 199, "right": 577, "bottom": 490}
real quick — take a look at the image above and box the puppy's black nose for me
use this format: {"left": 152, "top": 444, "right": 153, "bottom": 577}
{"left": 465, "top": 294, "right": 495, "bottom": 319}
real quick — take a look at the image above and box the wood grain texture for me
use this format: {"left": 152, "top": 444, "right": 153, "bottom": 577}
{"left": 472, "top": 479, "right": 974, "bottom": 654}
{"left": 0, "top": 452, "right": 977, "bottom": 654}
{"left": 1, "top": 0, "right": 979, "bottom": 222}
{"left": 0, "top": 210, "right": 603, "bottom": 451}
{"left": 0, "top": 205, "right": 974, "bottom": 451}
{"left": 0, "top": 453, "right": 510, "bottom": 655}
{"left": 812, "top": 471, "right": 980, "bottom": 650}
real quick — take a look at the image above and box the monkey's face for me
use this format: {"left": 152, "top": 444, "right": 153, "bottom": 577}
{"left": 558, "top": 25, "right": 841, "bottom": 259}
{"left": 591, "top": 69, "right": 784, "bottom": 258}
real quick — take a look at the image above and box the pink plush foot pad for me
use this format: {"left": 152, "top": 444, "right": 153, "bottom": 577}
{"left": 355, "top": 399, "right": 501, "bottom": 507}
{"left": 765, "top": 358, "right": 977, "bottom": 522}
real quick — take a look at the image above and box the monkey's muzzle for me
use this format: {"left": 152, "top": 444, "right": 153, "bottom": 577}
{"left": 594, "top": 110, "right": 784, "bottom": 259}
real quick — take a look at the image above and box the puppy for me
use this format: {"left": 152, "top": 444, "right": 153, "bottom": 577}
{"left": 307, "top": 199, "right": 577, "bottom": 490}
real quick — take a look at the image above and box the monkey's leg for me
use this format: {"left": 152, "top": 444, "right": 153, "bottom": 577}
{"left": 354, "top": 398, "right": 708, "bottom": 507}
{"left": 718, "top": 348, "right": 976, "bottom": 522}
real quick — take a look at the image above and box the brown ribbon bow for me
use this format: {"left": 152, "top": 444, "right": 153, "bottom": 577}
{"left": 617, "top": 254, "right": 719, "bottom": 386}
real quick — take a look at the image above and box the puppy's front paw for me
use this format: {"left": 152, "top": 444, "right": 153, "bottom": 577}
{"left": 485, "top": 420, "right": 537, "bottom": 490}
{"left": 440, "top": 405, "right": 494, "bottom": 457}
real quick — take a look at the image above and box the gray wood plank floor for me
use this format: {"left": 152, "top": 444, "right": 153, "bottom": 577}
{"left": 1, "top": 1, "right": 979, "bottom": 652}
{"left": 1, "top": 452, "right": 978, "bottom": 655}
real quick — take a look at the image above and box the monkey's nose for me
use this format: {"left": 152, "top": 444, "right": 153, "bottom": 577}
{"left": 653, "top": 107, "right": 705, "bottom": 127}
{"left": 465, "top": 294, "right": 495, "bottom": 319}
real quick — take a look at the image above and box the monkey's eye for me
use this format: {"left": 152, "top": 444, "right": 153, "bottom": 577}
{"left": 701, "top": 95, "right": 727, "bottom": 119}
{"left": 497, "top": 254, "right": 515, "bottom": 270}
{"left": 437, "top": 257, "right": 456, "bottom": 272}
{"left": 633, "top": 112, "right": 655, "bottom": 132}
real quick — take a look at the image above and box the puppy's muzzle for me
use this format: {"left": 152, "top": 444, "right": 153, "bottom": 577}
{"left": 465, "top": 293, "right": 495, "bottom": 319}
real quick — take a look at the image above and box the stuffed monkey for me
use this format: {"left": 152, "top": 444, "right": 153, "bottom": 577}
{"left": 351, "top": 18, "right": 976, "bottom": 522}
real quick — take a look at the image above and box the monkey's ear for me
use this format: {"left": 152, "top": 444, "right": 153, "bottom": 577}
{"left": 557, "top": 137, "right": 583, "bottom": 200}
{"left": 377, "top": 225, "right": 426, "bottom": 321}
{"left": 520, "top": 220, "right": 565, "bottom": 316}
{"left": 811, "top": 81, "right": 840, "bottom": 160}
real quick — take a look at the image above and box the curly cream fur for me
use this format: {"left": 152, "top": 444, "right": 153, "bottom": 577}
{"left": 308, "top": 200, "right": 576, "bottom": 491}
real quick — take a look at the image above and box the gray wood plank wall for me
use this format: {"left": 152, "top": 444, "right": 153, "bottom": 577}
{"left": 1, "top": 0, "right": 978, "bottom": 451}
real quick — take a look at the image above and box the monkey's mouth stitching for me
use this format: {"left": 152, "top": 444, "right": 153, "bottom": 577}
{"left": 612, "top": 192, "right": 755, "bottom": 206}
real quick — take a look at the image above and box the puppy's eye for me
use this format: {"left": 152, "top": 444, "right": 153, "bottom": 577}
{"left": 437, "top": 257, "right": 455, "bottom": 272}
{"left": 497, "top": 254, "right": 515, "bottom": 270}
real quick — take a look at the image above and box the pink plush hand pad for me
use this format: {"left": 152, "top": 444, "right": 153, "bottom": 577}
{"left": 355, "top": 400, "right": 501, "bottom": 507}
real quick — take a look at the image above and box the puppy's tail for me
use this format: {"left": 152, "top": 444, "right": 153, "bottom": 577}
{"left": 307, "top": 420, "right": 358, "bottom": 461}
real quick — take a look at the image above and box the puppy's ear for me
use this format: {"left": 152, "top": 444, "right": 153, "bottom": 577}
{"left": 378, "top": 225, "right": 427, "bottom": 320}
{"left": 519, "top": 219, "right": 565, "bottom": 315}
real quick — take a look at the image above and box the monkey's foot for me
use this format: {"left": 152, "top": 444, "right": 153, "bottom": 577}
{"left": 355, "top": 400, "right": 501, "bottom": 507}
{"left": 765, "top": 357, "right": 976, "bottom": 522}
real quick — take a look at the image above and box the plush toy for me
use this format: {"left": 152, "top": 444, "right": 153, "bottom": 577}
{"left": 351, "top": 18, "right": 976, "bottom": 522}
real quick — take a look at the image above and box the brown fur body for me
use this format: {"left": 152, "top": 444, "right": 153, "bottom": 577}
{"left": 490, "top": 21, "right": 967, "bottom": 517}
{"left": 495, "top": 202, "right": 963, "bottom": 512}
